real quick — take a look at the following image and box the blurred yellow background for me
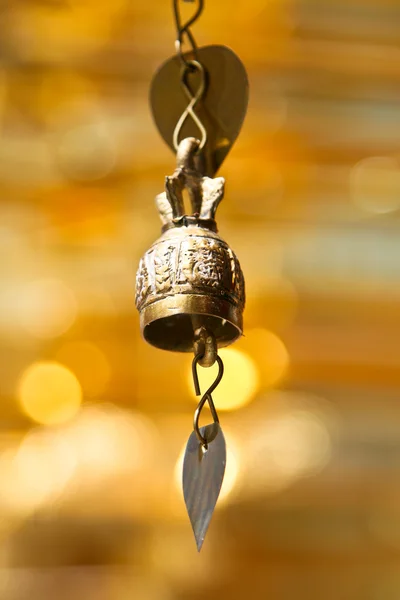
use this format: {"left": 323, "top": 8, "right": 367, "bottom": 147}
{"left": 0, "top": 0, "right": 400, "bottom": 598}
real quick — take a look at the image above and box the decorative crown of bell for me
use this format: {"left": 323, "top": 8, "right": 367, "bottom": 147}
{"left": 135, "top": 138, "right": 245, "bottom": 353}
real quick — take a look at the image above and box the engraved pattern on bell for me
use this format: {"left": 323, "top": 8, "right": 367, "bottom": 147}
{"left": 135, "top": 226, "right": 244, "bottom": 314}
{"left": 135, "top": 138, "right": 245, "bottom": 352}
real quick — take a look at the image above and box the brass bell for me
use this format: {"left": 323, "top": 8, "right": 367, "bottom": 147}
{"left": 135, "top": 138, "right": 245, "bottom": 354}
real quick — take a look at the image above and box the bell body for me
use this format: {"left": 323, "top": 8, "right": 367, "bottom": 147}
{"left": 136, "top": 220, "right": 245, "bottom": 352}
{"left": 135, "top": 137, "right": 245, "bottom": 353}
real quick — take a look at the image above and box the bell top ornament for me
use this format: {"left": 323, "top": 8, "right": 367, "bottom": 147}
{"left": 135, "top": 137, "right": 245, "bottom": 354}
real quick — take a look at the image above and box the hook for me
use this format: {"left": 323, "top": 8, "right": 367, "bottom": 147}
{"left": 172, "top": 0, "right": 208, "bottom": 152}
{"left": 193, "top": 326, "right": 217, "bottom": 368}
{"left": 192, "top": 353, "right": 224, "bottom": 447}
{"left": 172, "top": 59, "right": 207, "bottom": 151}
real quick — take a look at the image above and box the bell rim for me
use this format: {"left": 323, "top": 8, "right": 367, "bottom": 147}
{"left": 140, "top": 293, "right": 243, "bottom": 352}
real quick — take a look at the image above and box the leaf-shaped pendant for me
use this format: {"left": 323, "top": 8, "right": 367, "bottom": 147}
{"left": 182, "top": 422, "right": 226, "bottom": 551}
{"left": 150, "top": 45, "right": 249, "bottom": 177}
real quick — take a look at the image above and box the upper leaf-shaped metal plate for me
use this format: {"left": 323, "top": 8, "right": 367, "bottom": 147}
{"left": 150, "top": 45, "right": 249, "bottom": 177}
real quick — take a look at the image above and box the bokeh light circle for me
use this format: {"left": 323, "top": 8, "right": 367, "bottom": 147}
{"left": 238, "top": 328, "right": 290, "bottom": 389}
{"left": 351, "top": 156, "right": 400, "bottom": 215}
{"left": 17, "top": 278, "right": 77, "bottom": 339}
{"left": 18, "top": 361, "right": 82, "bottom": 426}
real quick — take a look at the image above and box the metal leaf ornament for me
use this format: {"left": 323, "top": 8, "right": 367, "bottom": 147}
{"left": 183, "top": 422, "right": 226, "bottom": 551}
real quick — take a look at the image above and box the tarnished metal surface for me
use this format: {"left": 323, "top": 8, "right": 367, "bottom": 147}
{"left": 193, "top": 327, "right": 217, "bottom": 368}
{"left": 135, "top": 138, "right": 245, "bottom": 352}
{"left": 182, "top": 422, "right": 226, "bottom": 551}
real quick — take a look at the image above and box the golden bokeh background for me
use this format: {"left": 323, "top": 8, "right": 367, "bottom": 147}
{"left": 0, "top": 0, "right": 399, "bottom": 598}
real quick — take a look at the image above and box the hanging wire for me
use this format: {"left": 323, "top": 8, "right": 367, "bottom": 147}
{"left": 172, "top": 60, "right": 207, "bottom": 151}
{"left": 192, "top": 353, "right": 224, "bottom": 448}
{"left": 172, "top": 0, "right": 208, "bottom": 152}
{"left": 173, "top": 0, "right": 204, "bottom": 65}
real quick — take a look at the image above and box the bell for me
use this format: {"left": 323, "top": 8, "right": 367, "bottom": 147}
{"left": 135, "top": 138, "right": 245, "bottom": 353}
